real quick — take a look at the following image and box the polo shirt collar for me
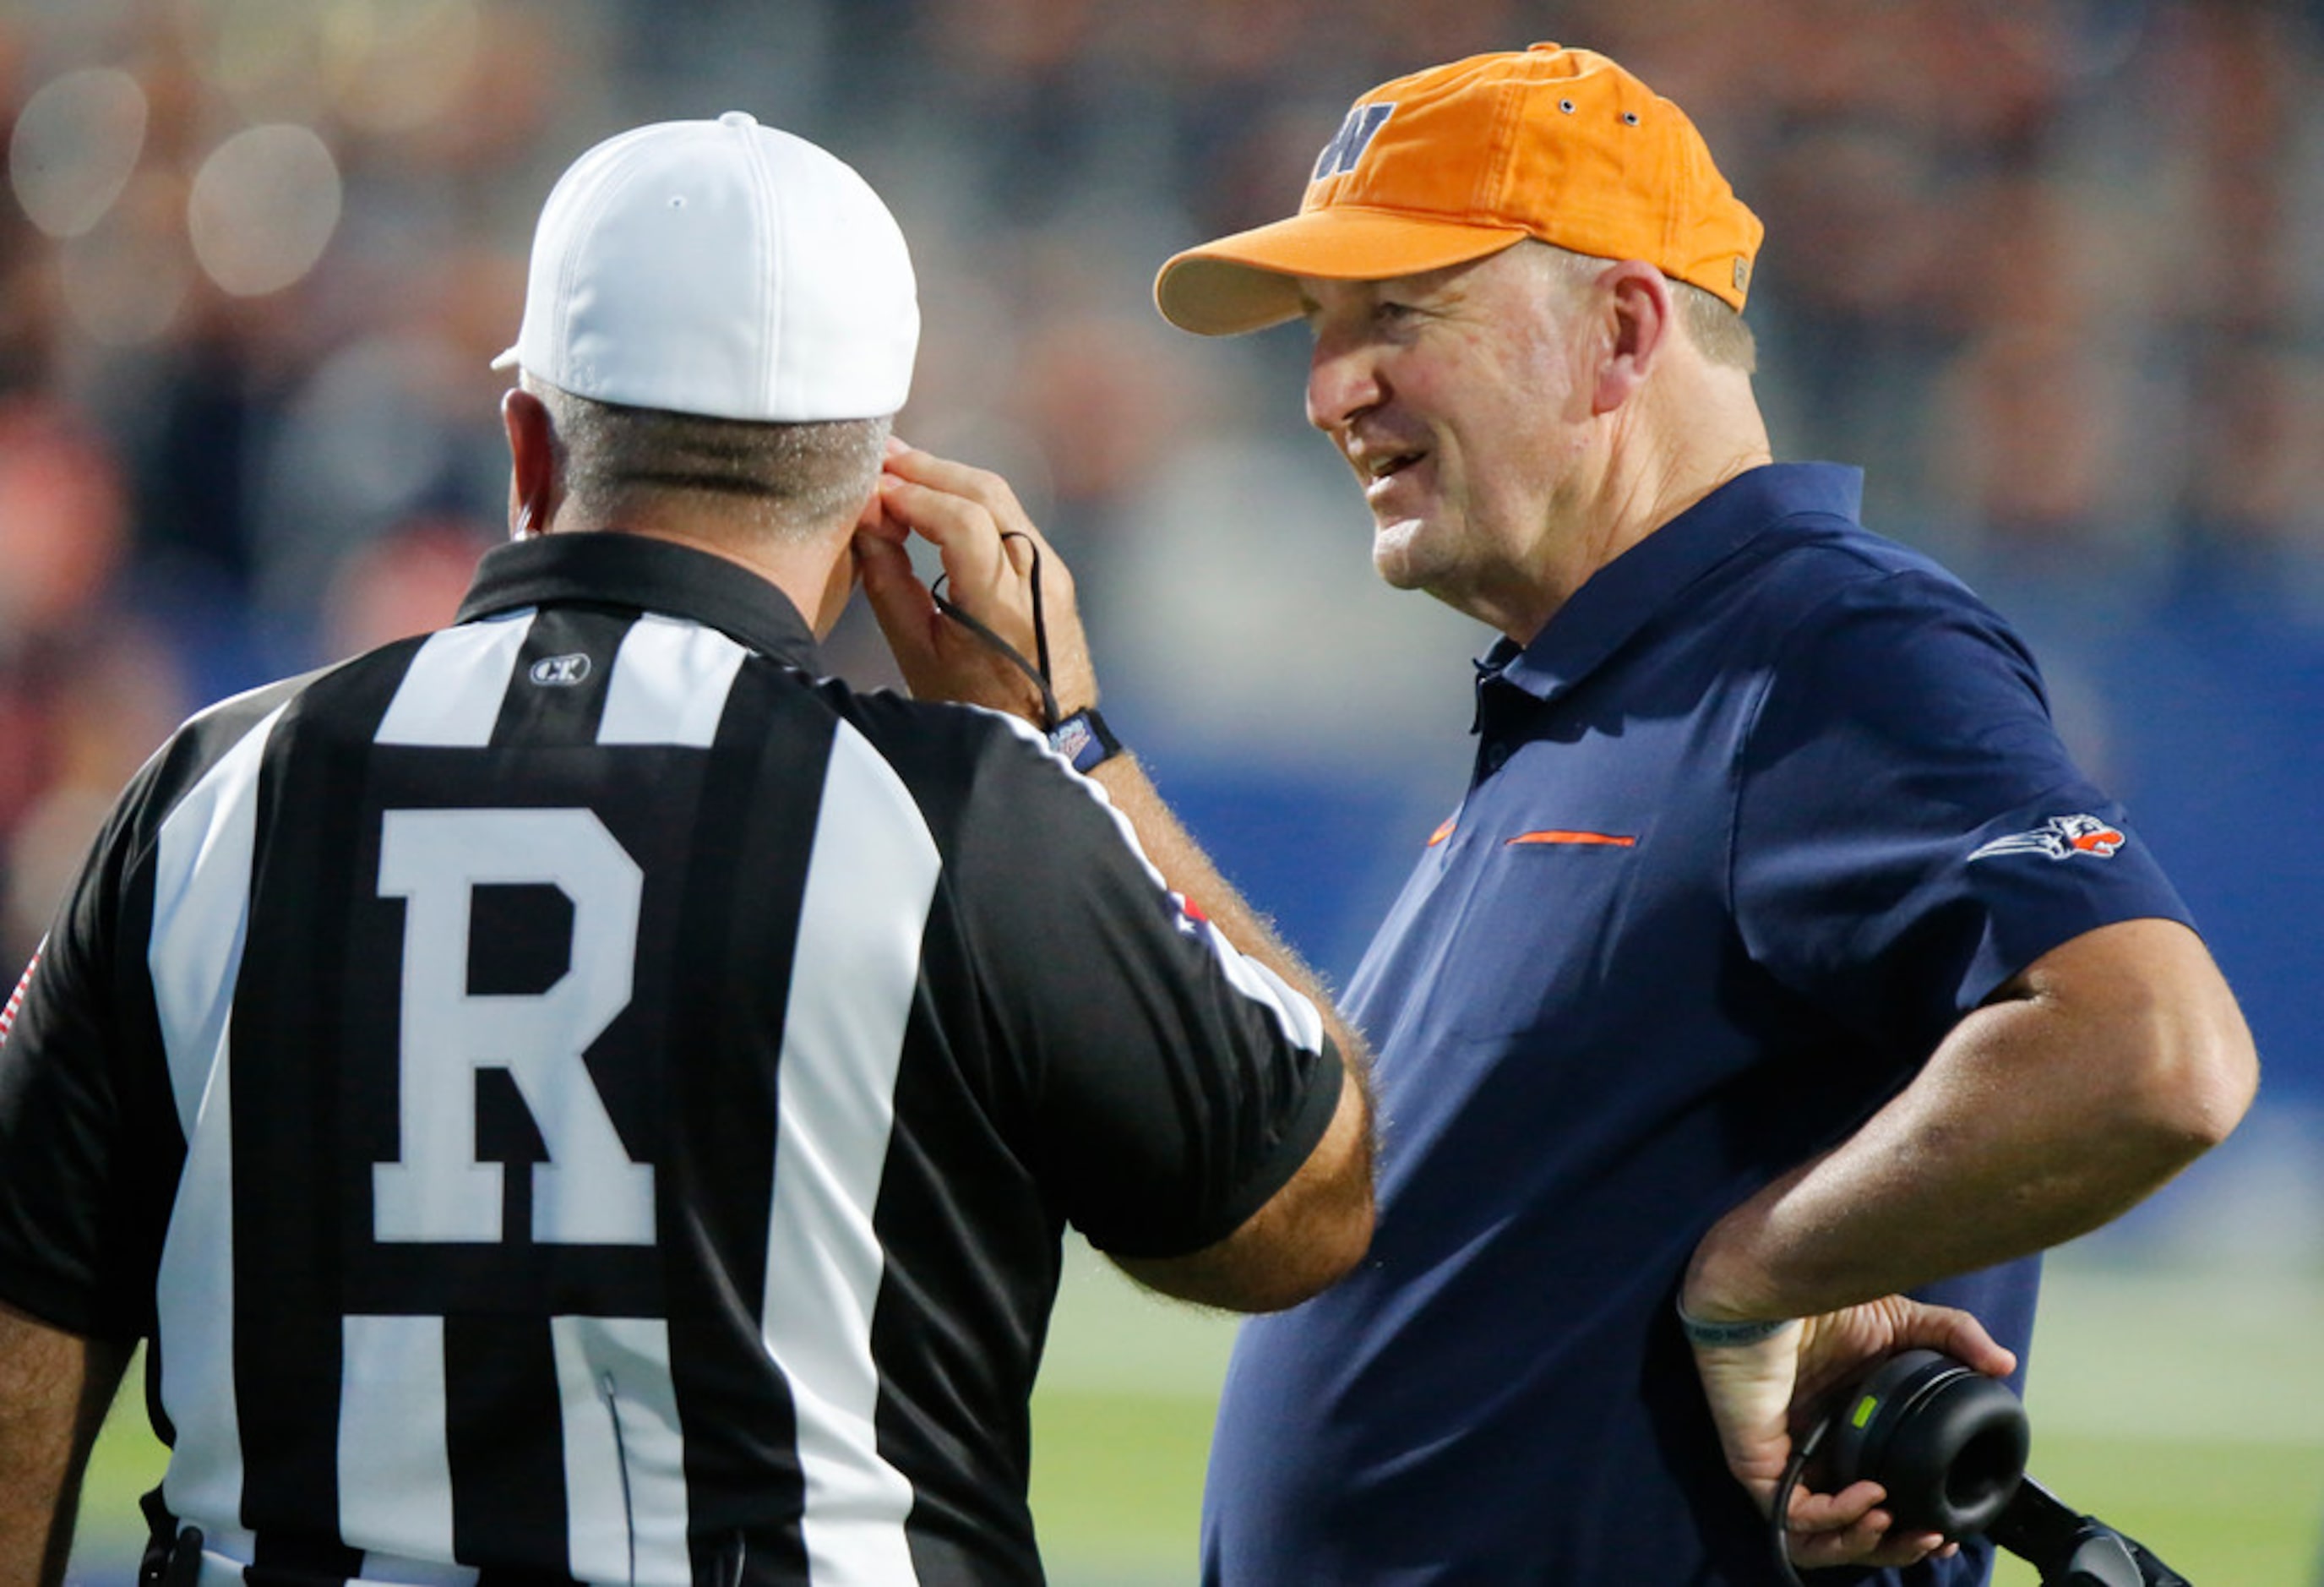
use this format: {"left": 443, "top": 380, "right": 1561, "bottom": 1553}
{"left": 1483, "top": 462, "right": 1864, "bottom": 701}
{"left": 458, "top": 531, "right": 823, "bottom": 669}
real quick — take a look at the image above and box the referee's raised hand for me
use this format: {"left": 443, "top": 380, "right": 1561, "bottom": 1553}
{"left": 856, "top": 438, "right": 1098, "bottom": 726}
{"left": 857, "top": 442, "right": 1379, "bottom": 1316}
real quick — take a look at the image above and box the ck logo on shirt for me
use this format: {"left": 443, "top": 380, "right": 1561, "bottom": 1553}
{"left": 1313, "top": 102, "right": 1395, "bottom": 182}
{"left": 1968, "top": 813, "right": 2125, "bottom": 863}
{"left": 529, "top": 652, "right": 592, "bottom": 687}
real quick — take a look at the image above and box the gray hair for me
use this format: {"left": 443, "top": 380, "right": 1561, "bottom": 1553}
{"left": 528, "top": 376, "right": 892, "bottom": 538}
{"left": 1527, "top": 240, "right": 1757, "bottom": 373}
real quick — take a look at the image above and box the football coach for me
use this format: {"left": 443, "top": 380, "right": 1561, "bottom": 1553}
{"left": 1151, "top": 41, "right": 2258, "bottom": 1585}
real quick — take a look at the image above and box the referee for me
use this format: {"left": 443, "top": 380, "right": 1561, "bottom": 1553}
{"left": 0, "top": 115, "right": 1371, "bottom": 1587}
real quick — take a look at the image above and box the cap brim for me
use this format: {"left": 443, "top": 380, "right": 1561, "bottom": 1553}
{"left": 1154, "top": 209, "right": 1530, "bottom": 336}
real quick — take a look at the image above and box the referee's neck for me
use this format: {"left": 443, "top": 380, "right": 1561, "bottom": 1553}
{"left": 525, "top": 509, "right": 852, "bottom": 639}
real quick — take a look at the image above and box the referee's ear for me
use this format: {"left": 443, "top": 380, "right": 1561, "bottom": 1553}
{"left": 502, "top": 386, "right": 560, "bottom": 538}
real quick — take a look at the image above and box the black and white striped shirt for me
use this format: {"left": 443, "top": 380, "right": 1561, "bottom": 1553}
{"left": 0, "top": 531, "right": 1342, "bottom": 1587}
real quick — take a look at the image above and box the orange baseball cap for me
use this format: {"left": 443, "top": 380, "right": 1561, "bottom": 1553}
{"left": 1154, "top": 43, "right": 1764, "bottom": 336}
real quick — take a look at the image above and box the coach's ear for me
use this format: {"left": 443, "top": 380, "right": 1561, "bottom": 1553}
{"left": 501, "top": 387, "right": 560, "bottom": 538}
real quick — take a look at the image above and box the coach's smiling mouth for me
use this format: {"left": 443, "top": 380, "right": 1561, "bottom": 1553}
{"left": 1361, "top": 449, "right": 1426, "bottom": 501}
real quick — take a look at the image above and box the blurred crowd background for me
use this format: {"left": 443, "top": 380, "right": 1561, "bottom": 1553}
{"left": 3, "top": 0, "right": 2321, "bottom": 1263}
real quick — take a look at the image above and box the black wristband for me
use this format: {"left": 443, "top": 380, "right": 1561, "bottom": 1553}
{"left": 1048, "top": 706, "right": 1121, "bottom": 773}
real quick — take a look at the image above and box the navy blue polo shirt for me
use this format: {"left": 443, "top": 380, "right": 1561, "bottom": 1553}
{"left": 1202, "top": 464, "right": 2196, "bottom": 1586}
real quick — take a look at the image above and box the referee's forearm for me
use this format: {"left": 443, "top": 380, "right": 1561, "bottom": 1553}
{"left": 0, "top": 1303, "right": 130, "bottom": 1587}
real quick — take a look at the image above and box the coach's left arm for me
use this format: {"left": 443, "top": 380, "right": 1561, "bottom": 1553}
{"left": 1684, "top": 915, "right": 2256, "bottom": 1323}
{"left": 0, "top": 1300, "right": 132, "bottom": 1587}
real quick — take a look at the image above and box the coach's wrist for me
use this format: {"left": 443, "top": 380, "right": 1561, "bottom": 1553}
{"left": 1677, "top": 1239, "right": 1793, "bottom": 1344}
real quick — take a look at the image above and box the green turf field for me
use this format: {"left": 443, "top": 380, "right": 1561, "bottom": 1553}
{"left": 68, "top": 1251, "right": 2324, "bottom": 1586}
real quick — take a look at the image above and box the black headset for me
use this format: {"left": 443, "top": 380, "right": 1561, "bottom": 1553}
{"left": 1768, "top": 1349, "right": 2193, "bottom": 1586}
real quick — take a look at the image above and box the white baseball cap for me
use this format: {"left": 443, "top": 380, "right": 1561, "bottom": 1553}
{"left": 493, "top": 112, "right": 917, "bottom": 423}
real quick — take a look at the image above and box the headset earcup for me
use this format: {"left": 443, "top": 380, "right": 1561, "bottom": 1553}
{"left": 1822, "top": 1350, "right": 2031, "bottom": 1539}
{"left": 1876, "top": 1370, "right": 2029, "bottom": 1535}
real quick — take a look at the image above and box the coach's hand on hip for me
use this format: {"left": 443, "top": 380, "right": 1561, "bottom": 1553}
{"left": 856, "top": 440, "right": 1098, "bottom": 724}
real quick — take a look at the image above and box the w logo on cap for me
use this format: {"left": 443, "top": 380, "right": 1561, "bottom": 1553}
{"left": 1313, "top": 103, "right": 1396, "bottom": 182}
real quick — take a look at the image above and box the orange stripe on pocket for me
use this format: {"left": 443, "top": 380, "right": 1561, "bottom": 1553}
{"left": 1426, "top": 817, "right": 1457, "bottom": 848}
{"left": 1505, "top": 830, "right": 1636, "bottom": 848}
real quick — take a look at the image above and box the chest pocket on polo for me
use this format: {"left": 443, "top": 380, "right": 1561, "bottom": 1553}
{"left": 1423, "top": 815, "right": 1649, "bottom": 1042}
